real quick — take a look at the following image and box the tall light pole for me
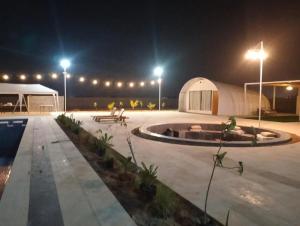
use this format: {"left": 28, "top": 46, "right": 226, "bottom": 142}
{"left": 245, "top": 41, "right": 268, "bottom": 127}
{"left": 60, "top": 59, "right": 71, "bottom": 112}
{"left": 153, "top": 66, "right": 164, "bottom": 110}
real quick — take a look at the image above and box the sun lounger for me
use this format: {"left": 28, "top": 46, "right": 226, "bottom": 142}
{"left": 95, "top": 108, "right": 127, "bottom": 122}
{"left": 92, "top": 107, "right": 117, "bottom": 120}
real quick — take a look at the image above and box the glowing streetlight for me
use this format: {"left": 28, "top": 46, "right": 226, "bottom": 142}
{"left": 153, "top": 66, "right": 164, "bottom": 110}
{"left": 20, "top": 74, "right": 26, "bottom": 80}
{"left": 51, "top": 73, "right": 58, "bottom": 79}
{"left": 66, "top": 73, "right": 71, "bottom": 79}
{"left": 245, "top": 41, "right": 267, "bottom": 127}
{"left": 60, "top": 58, "right": 71, "bottom": 112}
{"left": 105, "top": 81, "right": 111, "bottom": 87}
{"left": 2, "top": 74, "right": 9, "bottom": 80}
{"left": 92, "top": 79, "right": 98, "bottom": 85}
{"left": 150, "top": 80, "right": 155, "bottom": 85}
{"left": 286, "top": 85, "right": 293, "bottom": 91}
{"left": 129, "top": 82, "right": 135, "bottom": 88}
{"left": 140, "top": 81, "right": 145, "bottom": 87}
{"left": 36, "top": 74, "right": 42, "bottom": 80}
{"left": 117, "top": 82, "right": 123, "bottom": 88}
{"left": 79, "top": 76, "right": 85, "bottom": 82}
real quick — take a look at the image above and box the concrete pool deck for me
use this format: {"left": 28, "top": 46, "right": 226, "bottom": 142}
{"left": 71, "top": 110, "right": 300, "bottom": 226}
{"left": 0, "top": 115, "right": 135, "bottom": 226}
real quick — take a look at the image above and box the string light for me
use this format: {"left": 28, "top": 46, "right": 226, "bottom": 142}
{"left": 1, "top": 72, "right": 159, "bottom": 89}
{"left": 51, "top": 73, "right": 58, "bottom": 79}
{"left": 36, "top": 74, "right": 42, "bottom": 80}
{"left": 2, "top": 74, "right": 9, "bottom": 80}
{"left": 79, "top": 76, "right": 85, "bottom": 82}
{"left": 20, "top": 74, "right": 26, "bottom": 80}
{"left": 117, "top": 81, "right": 123, "bottom": 88}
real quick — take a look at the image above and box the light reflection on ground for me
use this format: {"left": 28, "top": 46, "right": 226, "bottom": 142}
{"left": 239, "top": 188, "right": 264, "bottom": 206}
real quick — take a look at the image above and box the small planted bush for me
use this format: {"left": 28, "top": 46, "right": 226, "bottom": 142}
{"left": 119, "top": 101, "right": 124, "bottom": 108}
{"left": 139, "top": 101, "right": 143, "bottom": 109}
{"left": 150, "top": 185, "right": 177, "bottom": 219}
{"left": 130, "top": 100, "right": 139, "bottom": 110}
{"left": 104, "top": 154, "right": 114, "bottom": 169}
{"left": 56, "top": 113, "right": 82, "bottom": 135}
{"left": 147, "top": 102, "right": 156, "bottom": 110}
{"left": 120, "top": 156, "right": 132, "bottom": 174}
{"left": 107, "top": 101, "right": 115, "bottom": 110}
{"left": 93, "top": 102, "right": 98, "bottom": 110}
{"left": 138, "top": 162, "right": 158, "bottom": 199}
{"left": 95, "top": 129, "right": 113, "bottom": 156}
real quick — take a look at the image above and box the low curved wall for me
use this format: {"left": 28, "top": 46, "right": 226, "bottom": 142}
{"left": 137, "top": 123, "right": 292, "bottom": 147}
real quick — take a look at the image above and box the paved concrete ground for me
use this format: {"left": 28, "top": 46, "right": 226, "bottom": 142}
{"left": 70, "top": 110, "right": 300, "bottom": 226}
{"left": 0, "top": 116, "right": 135, "bottom": 226}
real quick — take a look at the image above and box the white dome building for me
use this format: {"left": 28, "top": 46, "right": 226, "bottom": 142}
{"left": 178, "top": 77, "right": 270, "bottom": 116}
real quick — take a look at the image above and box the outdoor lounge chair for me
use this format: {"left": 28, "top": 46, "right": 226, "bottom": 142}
{"left": 94, "top": 108, "right": 127, "bottom": 122}
{"left": 92, "top": 107, "right": 117, "bottom": 120}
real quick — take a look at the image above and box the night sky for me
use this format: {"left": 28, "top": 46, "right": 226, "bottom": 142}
{"left": 0, "top": 0, "right": 300, "bottom": 98}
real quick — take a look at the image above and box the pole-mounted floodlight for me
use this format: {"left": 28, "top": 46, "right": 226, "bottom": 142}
{"left": 153, "top": 66, "right": 164, "bottom": 110}
{"left": 245, "top": 41, "right": 267, "bottom": 127}
{"left": 60, "top": 58, "right": 71, "bottom": 112}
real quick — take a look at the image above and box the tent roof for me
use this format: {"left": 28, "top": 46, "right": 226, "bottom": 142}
{"left": 0, "top": 83, "right": 58, "bottom": 95}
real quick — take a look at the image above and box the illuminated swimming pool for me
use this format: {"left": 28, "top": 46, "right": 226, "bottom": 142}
{"left": 0, "top": 119, "right": 27, "bottom": 197}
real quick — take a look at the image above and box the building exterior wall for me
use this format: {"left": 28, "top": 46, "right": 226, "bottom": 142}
{"left": 179, "top": 77, "right": 271, "bottom": 116}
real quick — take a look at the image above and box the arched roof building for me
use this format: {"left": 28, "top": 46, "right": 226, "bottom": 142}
{"left": 178, "top": 77, "right": 270, "bottom": 116}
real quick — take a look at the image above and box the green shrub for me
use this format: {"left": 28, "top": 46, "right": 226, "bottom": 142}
{"left": 104, "top": 154, "right": 114, "bottom": 169}
{"left": 70, "top": 118, "right": 82, "bottom": 134}
{"left": 56, "top": 113, "right": 82, "bottom": 134}
{"left": 95, "top": 130, "right": 113, "bottom": 156}
{"left": 138, "top": 162, "right": 158, "bottom": 199}
{"left": 107, "top": 101, "right": 115, "bottom": 110}
{"left": 93, "top": 102, "right": 98, "bottom": 110}
{"left": 139, "top": 101, "right": 143, "bottom": 108}
{"left": 147, "top": 102, "right": 156, "bottom": 110}
{"left": 130, "top": 100, "right": 139, "bottom": 110}
{"left": 119, "top": 156, "right": 132, "bottom": 173}
{"left": 150, "top": 185, "right": 177, "bottom": 219}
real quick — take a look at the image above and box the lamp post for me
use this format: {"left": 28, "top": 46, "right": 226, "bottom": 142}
{"left": 153, "top": 66, "right": 164, "bottom": 110}
{"left": 60, "top": 59, "right": 71, "bottom": 112}
{"left": 245, "top": 41, "right": 267, "bottom": 127}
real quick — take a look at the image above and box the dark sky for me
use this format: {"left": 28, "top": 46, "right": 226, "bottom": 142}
{"left": 0, "top": 0, "right": 300, "bottom": 97}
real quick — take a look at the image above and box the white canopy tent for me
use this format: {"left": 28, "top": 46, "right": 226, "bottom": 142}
{"left": 0, "top": 83, "right": 59, "bottom": 112}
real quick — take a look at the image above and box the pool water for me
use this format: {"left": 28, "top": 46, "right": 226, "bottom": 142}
{"left": 0, "top": 119, "right": 27, "bottom": 164}
{"left": 0, "top": 119, "right": 27, "bottom": 198}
